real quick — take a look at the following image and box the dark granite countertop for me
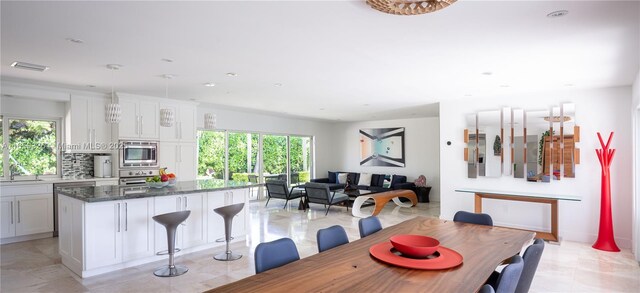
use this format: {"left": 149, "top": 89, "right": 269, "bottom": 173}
{"left": 57, "top": 179, "right": 261, "bottom": 203}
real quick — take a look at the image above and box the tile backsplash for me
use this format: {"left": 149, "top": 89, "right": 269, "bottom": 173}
{"left": 62, "top": 153, "right": 103, "bottom": 179}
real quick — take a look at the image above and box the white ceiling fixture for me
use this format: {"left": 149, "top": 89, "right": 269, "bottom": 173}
{"left": 367, "top": 0, "right": 457, "bottom": 15}
{"left": 203, "top": 82, "right": 216, "bottom": 87}
{"left": 204, "top": 113, "right": 217, "bottom": 129}
{"left": 10, "top": 61, "right": 49, "bottom": 72}
{"left": 547, "top": 10, "right": 569, "bottom": 18}
{"left": 161, "top": 58, "right": 174, "bottom": 63}
{"left": 106, "top": 64, "right": 122, "bottom": 70}
{"left": 226, "top": 72, "right": 238, "bottom": 77}
{"left": 274, "top": 83, "right": 282, "bottom": 87}
{"left": 66, "top": 38, "right": 84, "bottom": 44}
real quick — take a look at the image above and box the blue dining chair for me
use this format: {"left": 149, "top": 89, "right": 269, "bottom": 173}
{"left": 515, "top": 238, "right": 545, "bottom": 293}
{"left": 484, "top": 255, "right": 524, "bottom": 293}
{"left": 358, "top": 216, "right": 382, "bottom": 238}
{"left": 317, "top": 225, "right": 349, "bottom": 252}
{"left": 254, "top": 238, "right": 300, "bottom": 274}
{"left": 453, "top": 211, "right": 493, "bottom": 226}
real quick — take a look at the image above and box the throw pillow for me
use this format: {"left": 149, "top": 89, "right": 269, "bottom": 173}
{"left": 358, "top": 173, "right": 372, "bottom": 186}
{"left": 328, "top": 171, "right": 337, "bottom": 183}
{"left": 382, "top": 176, "right": 391, "bottom": 188}
{"left": 337, "top": 173, "right": 348, "bottom": 184}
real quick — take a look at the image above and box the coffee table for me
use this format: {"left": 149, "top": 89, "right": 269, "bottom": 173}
{"left": 335, "top": 189, "right": 377, "bottom": 207}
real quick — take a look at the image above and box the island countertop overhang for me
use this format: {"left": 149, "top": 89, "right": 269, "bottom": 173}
{"left": 57, "top": 179, "right": 260, "bottom": 203}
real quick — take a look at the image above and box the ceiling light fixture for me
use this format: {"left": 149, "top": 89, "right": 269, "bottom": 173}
{"left": 226, "top": 72, "right": 238, "bottom": 77}
{"left": 274, "top": 83, "right": 283, "bottom": 87}
{"left": 105, "top": 65, "right": 122, "bottom": 124}
{"left": 481, "top": 72, "right": 493, "bottom": 76}
{"left": 204, "top": 113, "right": 217, "bottom": 129}
{"left": 204, "top": 82, "right": 216, "bottom": 87}
{"left": 367, "top": 0, "right": 457, "bottom": 15}
{"left": 547, "top": 10, "right": 569, "bottom": 18}
{"left": 66, "top": 38, "right": 84, "bottom": 44}
{"left": 161, "top": 58, "right": 174, "bottom": 63}
{"left": 11, "top": 61, "right": 49, "bottom": 72}
{"left": 160, "top": 74, "right": 175, "bottom": 127}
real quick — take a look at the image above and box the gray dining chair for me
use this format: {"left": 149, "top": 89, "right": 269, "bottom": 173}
{"left": 254, "top": 238, "right": 300, "bottom": 274}
{"left": 358, "top": 216, "right": 382, "bottom": 238}
{"left": 515, "top": 238, "right": 545, "bottom": 293}
{"left": 317, "top": 225, "right": 349, "bottom": 252}
{"left": 484, "top": 255, "right": 524, "bottom": 293}
{"left": 453, "top": 210, "right": 493, "bottom": 226}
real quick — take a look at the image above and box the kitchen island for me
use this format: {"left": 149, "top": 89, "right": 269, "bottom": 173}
{"left": 57, "top": 179, "right": 258, "bottom": 278}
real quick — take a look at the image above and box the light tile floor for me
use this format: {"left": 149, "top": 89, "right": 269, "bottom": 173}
{"left": 1, "top": 200, "right": 638, "bottom": 292}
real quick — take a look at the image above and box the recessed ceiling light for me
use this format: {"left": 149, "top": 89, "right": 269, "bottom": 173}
{"left": 161, "top": 58, "right": 174, "bottom": 63}
{"left": 500, "top": 85, "right": 510, "bottom": 88}
{"left": 564, "top": 83, "right": 574, "bottom": 87}
{"left": 189, "top": 98, "right": 197, "bottom": 101}
{"left": 161, "top": 74, "right": 175, "bottom": 79}
{"left": 319, "top": 108, "right": 325, "bottom": 111}
{"left": 274, "top": 83, "right": 283, "bottom": 87}
{"left": 226, "top": 72, "right": 238, "bottom": 77}
{"left": 11, "top": 61, "right": 49, "bottom": 72}
{"left": 86, "top": 85, "right": 96, "bottom": 88}
{"left": 481, "top": 72, "right": 493, "bottom": 76}
{"left": 547, "top": 10, "right": 569, "bottom": 18}
{"left": 106, "top": 64, "right": 122, "bottom": 70}
{"left": 66, "top": 38, "right": 84, "bottom": 44}
{"left": 203, "top": 82, "right": 216, "bottom": 87}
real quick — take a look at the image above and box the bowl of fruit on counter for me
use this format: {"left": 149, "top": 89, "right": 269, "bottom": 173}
{"left": 146, "top": 168, "right": 177, "bottom": 188}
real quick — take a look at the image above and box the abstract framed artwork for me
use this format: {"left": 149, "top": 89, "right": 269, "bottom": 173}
{"left": 359, "top": 127, "right": 405, "bottom": 167}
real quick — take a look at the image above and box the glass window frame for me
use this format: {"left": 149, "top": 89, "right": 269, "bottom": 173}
{"left": 1, "top": 115, "right": 62, "bottom": 179}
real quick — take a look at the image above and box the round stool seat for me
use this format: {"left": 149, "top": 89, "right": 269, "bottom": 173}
{"left": 153, "top": 210, "right": 191, "bottom": 277}
{"left": 214, "top": 203, "right": 245, "bottom": 261}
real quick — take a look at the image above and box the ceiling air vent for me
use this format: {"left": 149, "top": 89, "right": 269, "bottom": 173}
{"left": 10, "top": 61, "right": 49, "bottom": 72}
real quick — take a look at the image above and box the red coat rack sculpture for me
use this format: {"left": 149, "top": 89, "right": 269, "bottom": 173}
{"left": 592, "top": 132, "right": 620, "bottom": 252}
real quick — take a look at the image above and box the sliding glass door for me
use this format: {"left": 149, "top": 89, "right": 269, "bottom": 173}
{"left": 197, "top": 130, "right": 225, "bottom": 179}
{"left": 262, "top": 134, "right": 288, "bottom": 184}
{"left": 289, "top": 136, "right": 312, "bottom": 185}
{"left": 228, "top": 132, "right": 259, "bottom": 184}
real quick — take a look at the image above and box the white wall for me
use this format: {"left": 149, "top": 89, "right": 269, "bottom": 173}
{"left": 195, "top": 106, "right": 338, "bottom": 179}
{"left": 632, "top": 69, "right": 640, "bottom": 259}
{"left": 331, "top": 117, "right": 441, "bottom": 201}
{"left": 440, "top": 86, "right": 634, "bottom": 248}
{"left": 0, "top": 96, "right": 66, "bottom": 119}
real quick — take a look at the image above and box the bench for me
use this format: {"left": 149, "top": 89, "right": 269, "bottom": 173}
{"left": 351, "top": 189, "right": 418, "bottom": 218}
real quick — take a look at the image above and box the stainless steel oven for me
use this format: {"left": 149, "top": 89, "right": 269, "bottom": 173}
{"left": 119, "top": 140, "right": 158, "bottom": 168}
{"left": 119, "top": 169, "right": 160, "bottom": 186}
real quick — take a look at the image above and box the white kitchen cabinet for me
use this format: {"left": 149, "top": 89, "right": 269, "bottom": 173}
{"left": 15, "top": 194, "right": 54, "bottom": 236}
{"left": 118, "top": 96, "right": 159, "bottom": 140}
{"left": 159, "top": 103, "right": 197, "bottom": 143}
{"left": 0, "top": 197, "right": 15, "bottom": 238}
{"left": 85, "top": 198, "right": 154, "bottom": 269}
{"left": 65, "top": 94, "right": 112, "bottom": 151}
{"left": 159, "top": 142, "right": 196, "bottom": 181}
{"left": 1, "top": 192, "right": 53, "bottom": 242}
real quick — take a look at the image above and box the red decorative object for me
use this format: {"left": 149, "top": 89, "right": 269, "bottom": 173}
{"left": 592, "top": 132, "right": 620, "bottom": 252}
{"left": 369, "top": 242, "right": 463, "bottom": 270}
{"left": 389, "top": 234, "right": 440, "bottom": 258}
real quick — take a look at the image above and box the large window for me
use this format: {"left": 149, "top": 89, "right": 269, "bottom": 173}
{"left": 1, "top": 117, "right": 58, "bottom": 176}
{"left": 228, "top": 132, "right": 259, "bottom": 183}
{"left": 197, "top": 130, "right": 225, "bottom": 179}
{"left": 197, "top": 130, "right": 314, "bottom": 189}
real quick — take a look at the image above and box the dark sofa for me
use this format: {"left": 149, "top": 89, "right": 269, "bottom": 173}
{"left": 310, "top": 171, "right": 415, "bottom": 192}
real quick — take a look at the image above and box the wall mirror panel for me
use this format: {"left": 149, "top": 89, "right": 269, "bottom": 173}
{"left": 562, "top": 103, "right": 578, "bottom": 178}
{"left": 477, "top": 110, "right": 501, "bottom": 177}
{"left": 465, "top": 114, "right": 478, "bottom": 178}
{"left": 525, "top": 109, "right": 551, "bottom": 183}
{"left": 502, "top": 107, "right": 512, "bottom": 176}
{"left": 550, "top": 106, "right": 562, "bottom": 181}
{"left": 512, "top": 109, "right": 525, "bottom": 178}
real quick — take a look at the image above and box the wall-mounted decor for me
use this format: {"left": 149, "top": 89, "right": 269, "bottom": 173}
{"left": 359, "top": 127, "right": 405, "bottom": 167}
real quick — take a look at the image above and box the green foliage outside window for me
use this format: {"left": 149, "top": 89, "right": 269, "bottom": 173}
{"left": 8, "top": 119, "right": 57, "bottom": 175}
{"left": 197, "top": 130, "right": 225, "bottom": 179}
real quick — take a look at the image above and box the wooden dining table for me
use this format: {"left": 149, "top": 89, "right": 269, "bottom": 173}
{"left": 205, "top": 216, "right": 534, "bottom": 293}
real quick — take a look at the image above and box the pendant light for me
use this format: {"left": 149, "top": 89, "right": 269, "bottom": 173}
{"left": 105, "top": 64, "right": 122, "bottom": 124}
{"left": 204, "top": 113, "right": 217, "bottom": 129}
{"left": 160, "top": 74, "right": 175, "bottom": 127}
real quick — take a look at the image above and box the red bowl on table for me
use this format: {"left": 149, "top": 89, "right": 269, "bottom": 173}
{"left": 389, "top": 235, "right": 440, "bottom": 258}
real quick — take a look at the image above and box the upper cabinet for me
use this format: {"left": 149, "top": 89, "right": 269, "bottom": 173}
{"left": 118, "top": 95, "right": 159, "bottom": 140}
{"left": 159, "top": 102, "right": 197, "bottom": 143}
{"left": 65, "top": 94, "right": 113, "bottom": 151}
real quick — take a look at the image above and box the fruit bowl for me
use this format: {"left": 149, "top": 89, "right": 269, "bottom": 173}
{"left": 147, "top": 181, "right": 168, "bottom": 188}
{"left": 167, "top": 178, "right": 177, "bottom": 186}
{"left": 389, "top": 235, "right": 440, "bottom": 258}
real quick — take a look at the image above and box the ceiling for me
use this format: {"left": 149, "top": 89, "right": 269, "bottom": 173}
{"left": 1, "top": 1, "right": 638, "bottom": 121}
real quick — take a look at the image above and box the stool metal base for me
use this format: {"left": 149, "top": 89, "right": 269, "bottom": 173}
{"left": 215, "top": 237, "right": 233, "bottom": 243}
{"left": 214, "top": 252, "right": 242, "bottom": 261}
{"left": 154, "top": 265, "right": 188, "bottom": 277}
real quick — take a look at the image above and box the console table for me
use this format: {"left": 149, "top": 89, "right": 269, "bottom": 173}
{"left": 455, "top": 188, "right": 581, "bottom": 242}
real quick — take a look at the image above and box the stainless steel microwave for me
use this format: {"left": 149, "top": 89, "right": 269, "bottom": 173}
{"left": 119, "top": 140, "right": 159, "bottom": 168}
